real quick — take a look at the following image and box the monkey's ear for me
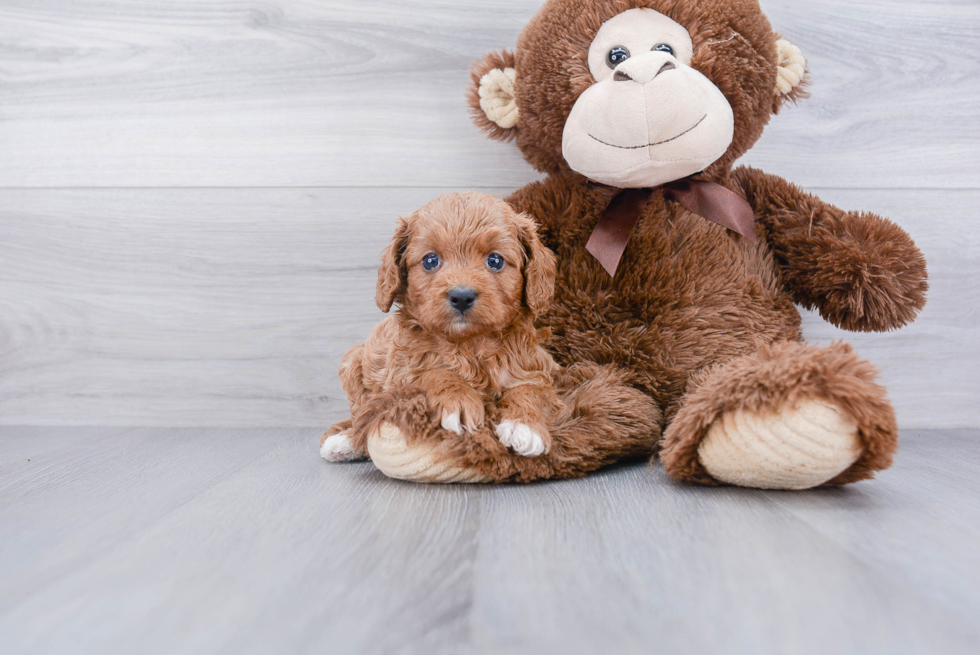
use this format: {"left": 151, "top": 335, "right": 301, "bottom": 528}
{"left": 376, "top": 215, "right": 412, "bottom": 313}
{"left": 513, "top": 212, "right": 556, "bottom": 317}
{"left": 468, "top": 50, "right": 519, "bottom": 141}
{"left": 773, "top": 38, "right": 808, "bottom": 111}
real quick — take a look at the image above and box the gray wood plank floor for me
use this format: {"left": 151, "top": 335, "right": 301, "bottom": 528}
{"left": 1, "top": 427, "right": 978, "bottom": 654}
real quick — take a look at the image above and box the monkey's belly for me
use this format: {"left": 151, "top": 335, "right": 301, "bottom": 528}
{"left": 540, "top": 240, "right": 802, "bottom": 406}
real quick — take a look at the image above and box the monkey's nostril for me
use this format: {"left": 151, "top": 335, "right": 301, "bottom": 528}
{"left": 657, "top": 61, "right": 676, "bottom": 77}
{"left": 448, "top": 287, "right": 477, "bottom": 314}
{"left": 613, "top": 70, "right": 632, "bottom": 82}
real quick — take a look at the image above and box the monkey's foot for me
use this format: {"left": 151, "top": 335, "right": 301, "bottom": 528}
{"left": 661, "top": 341, "right": 898, "bottom": 489}
{"left": 697, "top": 398, "right": 860, "bottom": 490}
{"left": 367, "top": 423, "right": 492, "bottom": 483}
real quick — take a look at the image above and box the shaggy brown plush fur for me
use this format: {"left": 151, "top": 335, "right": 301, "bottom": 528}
{"left": 346, "top": 0, "right": 926, "bottom": 486}
{"left": 659, "top": 341, "right": 898, "bottom": 485}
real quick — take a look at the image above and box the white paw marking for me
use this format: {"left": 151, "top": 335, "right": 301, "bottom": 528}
{"left": 441, "top": 410, "right": 464, "bottom": 435}
{"left": 495, "top": 420, "right": 546, "bottom": 457}
{"left": 321, "top": 432, "right": 359, "bottom": 463}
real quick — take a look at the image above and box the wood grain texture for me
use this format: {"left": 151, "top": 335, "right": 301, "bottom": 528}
{"left": 0, "top": 426, "right": 978, "bottom": 654}
{"left": 1, "top": 187, "right": 975, "bottom": 428}
{"left": 0, "top": 426, "right": 283, "bottom": 615}
{"left": 0, "top": 0, "right": 977, "bottom": 189}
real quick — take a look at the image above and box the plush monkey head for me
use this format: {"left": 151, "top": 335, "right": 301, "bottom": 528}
{"left": 469, "top": 0, "right": 806, "bottom": 188}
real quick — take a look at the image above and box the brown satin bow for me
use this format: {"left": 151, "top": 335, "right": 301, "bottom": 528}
{"left": 585, "top": 177, "right": 758, "bottom": 277}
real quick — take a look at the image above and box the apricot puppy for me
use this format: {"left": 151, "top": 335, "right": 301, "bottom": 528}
{"left": 321, "top": 192, "right": 559, "bottom": 462}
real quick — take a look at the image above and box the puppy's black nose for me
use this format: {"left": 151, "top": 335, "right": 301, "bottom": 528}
{"left": 448, "top": 286, "right": 477, "bottom": 314}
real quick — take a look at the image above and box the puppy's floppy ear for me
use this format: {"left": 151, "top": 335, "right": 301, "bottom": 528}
{"left": 513, "top": 211, "right": 556, "bottom": 317}
{"left": 468, "top": 50, "right": 519, "bottom": 142}
{"left": 376, "top": 215, "right": 412, "bottom": 313}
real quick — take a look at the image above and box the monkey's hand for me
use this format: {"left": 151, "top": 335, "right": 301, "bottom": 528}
{"left": 735, "top": 166, "right": 928, "bottom": 332}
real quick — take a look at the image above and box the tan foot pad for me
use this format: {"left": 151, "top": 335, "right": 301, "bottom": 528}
{"left": 367, "top": 423, "right": 493, "bottom": 484}
{"left": 698, "top": 398, "right": 861, "bottom": 490}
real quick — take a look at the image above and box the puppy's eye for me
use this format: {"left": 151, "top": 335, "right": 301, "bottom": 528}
{"left": 422, "top": 253, "right": 440, "bottom": 271}
{"left": 653, "top": 43, "right": 674, "bottom": 56}
{"left": 486, "top": 253, "right": 505, "bottom": 271}
{"left": 607, "top": 46, "right": 630, "bottom": 69}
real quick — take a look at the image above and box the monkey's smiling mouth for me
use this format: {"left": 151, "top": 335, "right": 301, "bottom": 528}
{"left": 589, "top": 114, "right": 707, "bottom": 150}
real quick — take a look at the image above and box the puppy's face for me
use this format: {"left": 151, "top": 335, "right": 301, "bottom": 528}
{"left": 376, "top": 193, "right": 556, "bottom": 341}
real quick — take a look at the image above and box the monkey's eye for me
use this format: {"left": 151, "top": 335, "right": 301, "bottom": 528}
{"left": 606, "top": 46, "right": 630, "bottom": 69}
{"left": 486, "top": 253, "right": 505, "bottom": 271}
{"left": 653, "top": 43, "right": 674, "bottom": 56}
{"left": 422, "top": 253, "right": 441, "bottom": 271}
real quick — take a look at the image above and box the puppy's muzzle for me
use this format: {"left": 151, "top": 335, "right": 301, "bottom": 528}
{"left": 448, "top": 286, "right": 477, "bottom": 315}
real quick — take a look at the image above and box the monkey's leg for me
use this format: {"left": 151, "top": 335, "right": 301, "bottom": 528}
{"left": 659, "top": 341, "right": 897, "bottom": 489}
{"left": 352, "top": 363, "right": 661, "bottom": 483}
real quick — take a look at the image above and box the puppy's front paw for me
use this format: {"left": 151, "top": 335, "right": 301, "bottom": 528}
{"left": 320, "top": 432, "right": 365, "bottom": 463}
{"left": 495, "top": 420, "right": 548, "bottom": 457}
{"left": 441, "top": 410, "right": 464, "bottom": 436}
{"left": 433, "top": 393, "right": 485, "bottom": 435}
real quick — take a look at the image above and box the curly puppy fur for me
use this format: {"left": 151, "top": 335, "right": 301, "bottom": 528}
{"left": 342, "top": 0, "right": 926, "bottom": 486}
{"left": 324, "top": 192, "right": 562, "bottom": 457}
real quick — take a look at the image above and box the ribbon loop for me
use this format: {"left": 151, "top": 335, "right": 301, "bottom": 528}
{"left": 586, "top": 178, "right": 758, "bottom": 277}
{"left": 585, "top": 188, "right": 651, "bottom": 277}
{"left": 663, "top": 178, "right": 758, "bottom": 243}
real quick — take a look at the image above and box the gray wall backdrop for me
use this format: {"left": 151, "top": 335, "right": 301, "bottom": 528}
{"left": 0, "top": 0, "right": 977, "bottom": 428}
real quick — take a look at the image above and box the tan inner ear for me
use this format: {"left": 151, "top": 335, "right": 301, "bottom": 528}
{"left": 479, "top": 68, "right": 519, "bottom": 129}
{"left": 775, "top": 39, "right": 806, "bottom": 96}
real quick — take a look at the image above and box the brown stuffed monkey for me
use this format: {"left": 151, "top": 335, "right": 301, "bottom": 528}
{"left": 325, "top": 0, "right": 927, "bottom": 490}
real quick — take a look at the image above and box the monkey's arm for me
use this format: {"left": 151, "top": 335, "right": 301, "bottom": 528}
{"left": 734, "top": 166, "right": 928, "bottom": 332}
